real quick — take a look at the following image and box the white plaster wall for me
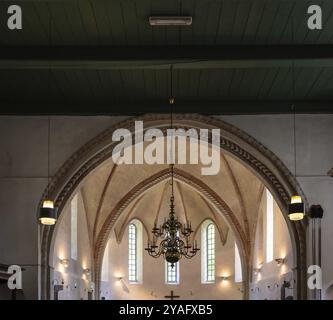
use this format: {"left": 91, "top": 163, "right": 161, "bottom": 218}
{"left": 219, "top": 114, "right": 333, "bottom": 295}
{"left": 0, "top": 114, "right": 332, "bottom": 299}
{"left": 0, "top": 116, "right": 126, "bottom": 299}
{"left": 51, "top": 191, "right": 93, "bottom": 300}
{"left": 250, "top": 190, "right": 294, "bottom": 300}
{"left": 106, "top": 223, "right": 242, "bottom": 300}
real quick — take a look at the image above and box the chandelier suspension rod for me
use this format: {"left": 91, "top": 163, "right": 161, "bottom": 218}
{"left": 170, "top": 64, "right": 174, "bottom": 198}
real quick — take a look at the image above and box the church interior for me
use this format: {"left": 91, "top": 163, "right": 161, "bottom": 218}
{"left": 0, "top": 0, "right": 333, "bottom": 301}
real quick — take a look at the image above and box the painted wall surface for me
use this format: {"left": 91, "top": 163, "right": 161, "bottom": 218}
{"left": 220, "top": 114, "right": 333, "bottom": 296}
{"left": 0, "top": 116, "right": 126, "bottom": 299}
{"left": 250, "top": 189, "right": 294, "bottom": 300}
{"left": 51, "top": 192, "right": 93, "bottom": 300}
{"left": 104, "top": 223, "right": 242, "bottom": 300}
{"left": 0, "top": 114, "right": 332, "bottom": 299}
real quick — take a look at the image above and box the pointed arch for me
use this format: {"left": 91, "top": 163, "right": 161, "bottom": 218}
{"left": 40, "top": 114, "right": 307, "bottom": 300}
{"left": 193, "top": 217, "right": 228, "bottom": 246}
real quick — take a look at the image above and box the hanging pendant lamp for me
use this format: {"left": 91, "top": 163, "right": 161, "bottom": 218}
{"left": 39, "top": 18, "right": 56, "bottom": 225}
{"left": 288, "top": 196, "right": 305, "bottom": 221}
{"left": 39, "top": 116, "right": 56, "bottom": 225}
{"left": 288, "top": 16, "right": 304, "bottom": 222}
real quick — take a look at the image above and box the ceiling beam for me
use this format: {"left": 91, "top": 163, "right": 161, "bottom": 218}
{"left": 0, "top": 100, "right": 332, "bottom": 115}
{"left": 1, "top": 45, "right": 333, "bottom": 69}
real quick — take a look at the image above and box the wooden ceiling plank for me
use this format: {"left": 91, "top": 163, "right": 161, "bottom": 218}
{"left": 62, "top": 0, "right": 87, "bottom": 45}
{"left": 77, "top": 0, "right": 101, "bottom": 45}
{"left": 255, "top": 0, "right": 280, "bottom": 44}
{"left": 105, "top": 0, "right": 127, "bottom": 45}
{"left": 24, "top": 2, "right": 48, "bottom": 45}
{"left": 180, "top": 0, "right": 195, "bottom": 45}
{"left": 90, "top": 0, "right": 113, "bottom": 45}
{"left": 241, "top": 0, "right": 266, "bottom": 44}
{"left": 120, "top": 0, "right": 141, "bottom": 46}
{"left": 48, "top": 1, "right": 74, "bottom": 45}
{"left": 317, "top": 1, "right": 333, "bottom": 43}
{"left": 134, "top": 0, "right": 152, "bottom": 45}
{"left": 232, "top": 1, "right": 253, "bottom": 44}
{"left": 1, "top": 100, "right": 332, "bottom": 115}
{"left": 203, "top": 0, "right": 223, "bottom": 45}
{"left": 304, "top": 68, "right": 333, "bottom": 99}
{"left": 191, "top": 0, "right": 210, "bottom": 44}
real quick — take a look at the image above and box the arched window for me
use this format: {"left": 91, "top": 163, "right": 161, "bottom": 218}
{"left": 128, "top": 220, "right": 143, "bottom": 283}
{"left": 265, "top": 189, "right": 274, "bottom": 263}
{"left": 201, "top": 220, "right": 215, "bottom": 283}
{"left": 165, "top": 261, "right": 179, "bottom": 284}
{"left": 234, "top": 242, "right": 243, "bottom": 283}
{"left": 128, "top": 223, "right": 137, "bottom": 282}
{"left": 70, "top": 194, "right": 78, "bottom": 260}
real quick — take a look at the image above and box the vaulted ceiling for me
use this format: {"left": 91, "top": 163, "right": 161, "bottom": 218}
{"left": 73, "top": 144, "right": 271, "bottom": 256}
{"left": 1, "top": 0, "right": 333, "bottom": 114}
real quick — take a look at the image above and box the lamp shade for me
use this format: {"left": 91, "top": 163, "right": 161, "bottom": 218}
{"left": 39, "top": 200, "right": 57, "bottom": 225}
{"left": 288, "top": 195, "right": 305, "bottom": 221}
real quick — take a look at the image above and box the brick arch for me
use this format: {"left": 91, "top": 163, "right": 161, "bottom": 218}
{"left": 39, "top": 113, "right": 307, "bottom": 300}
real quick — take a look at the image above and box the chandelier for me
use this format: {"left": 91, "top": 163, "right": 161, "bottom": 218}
{"left": 145, "top": 65, "right": 199, "bottom": 267}
{"left": 145, "top": 164, "right": 199, "bottom": 267}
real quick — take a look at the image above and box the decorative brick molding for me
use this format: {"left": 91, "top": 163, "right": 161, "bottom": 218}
{"left": 40, "top": 113, "right": 307, "bottom": 300}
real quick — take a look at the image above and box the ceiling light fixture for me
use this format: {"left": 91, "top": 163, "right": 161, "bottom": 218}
{"left": 149, "top": 16, "right": 192, "bottom": 26}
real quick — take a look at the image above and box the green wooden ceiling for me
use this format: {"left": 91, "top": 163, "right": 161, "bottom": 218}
{"left": 0, "top": 0, "right": 333, "bottom": 114}
{"left": 1, "top": 0, "right": 333, "bottom": 46}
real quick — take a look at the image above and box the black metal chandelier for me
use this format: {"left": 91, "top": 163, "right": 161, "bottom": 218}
{"left": 145, "top": 65, "right": 199, "bottom": 267}
{"left": 145, "top": 164, "right": 199, "bottom": 267}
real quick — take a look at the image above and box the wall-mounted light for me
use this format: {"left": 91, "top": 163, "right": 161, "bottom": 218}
{"left": 149, "top": 16, "right": 192, "bottom": 26}
{"left": 117, "top": 277, "right": 123, "bottom": 282}
{"left": 253, "top": 267, "right": 261, "bottom": 275}
{"left": 60, "top": 259, "right": 69, "bottom": 268}
{"left": 288, "top": 195, "right": 305, "bottom": 221}
{"left": 267, "top": 283, "right": 279, "bottom": 290}
{"left": 52, "top": 279, "right": 64, "bottom": 286}
{"left": 83, "top": 268, "right": 90, "bottom": 276}
{"left": 220, "top": 276, "right": 229, "bottom": 281}
{"left": 275, "top": 258, "right": 286, "bottom": 266}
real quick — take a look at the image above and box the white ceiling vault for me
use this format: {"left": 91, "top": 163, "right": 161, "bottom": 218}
{"left": 77, "top": 142, "right": 266, "bottom": 255}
